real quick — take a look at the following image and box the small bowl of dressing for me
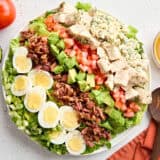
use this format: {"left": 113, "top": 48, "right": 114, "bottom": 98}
{"left": 153, "top": 32, "right": 160, "bottom": 68}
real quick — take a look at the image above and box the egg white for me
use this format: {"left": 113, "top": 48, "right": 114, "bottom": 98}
{"left": 24, "top": 86, "right": 46, "bottom": 113}
{"left": 60, "top": 106, "right": 80, "bottom": 131}
{"left": 49, "top": 128, "right": 67, "bottom": 145}
{"left": 28, "top": 69, "right": 53, "bottom": 90}
{"left": 65, "top": 130, "right": 86, "bottom": 155}
{"left": 13, "top": 46, "right": 32, "bottom": 73}
{"left": 11, "top": 75, "right": 32, "bottom": 96}
{"left": 38, "top": 101, "right": 60, "bottom": 128}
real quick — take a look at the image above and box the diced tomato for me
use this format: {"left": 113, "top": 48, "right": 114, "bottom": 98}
{"left": 64, "top": 49, "right": 72, "bottom": 56}
{"left": 129, "top": 102, "right": 141, "bottom": 112}
{"left": 115, "top": 100, "right": 127, "bottom": 111}
{"left": 73, "top": 45, "right": 80, "bottom": 52}
{"left": 91, "top": 54, "right": 99, "bottom": 60}
{"left": 79, "top": 64, "right": 88, "bottom": 72}
{"left": 87, "top": 67, "right": 93, "bottom": 74}
{"left": 64, "top": 38, "right": 74, "bottom": 49}
{"left": 81, "top": 44, "right": 90, "bottom": 51}
{"left": 89, "top": 60, "right": 97, "bottom": 69}
{"left": 95, "top": 85, "right": 101, "bottom": 90}
{"left": 95, "top": 76, "right": 104, "bottom": 85}
{"left": 45, "top": 15, "right": 56, "bottom": 31}
{"left": 124, "top": 109, "right": 135, "bottom": 118}
{"left": 81, "top": 51, "right": 88, "bottom": 58}
{"left": 69, "top": 50, "right": 76, "bottom": 57}
{"left": 112, "top": 88, "right": 126, "bottom": 102}
{"left": 59, "top": 31, "right": 69, "bottom": 38}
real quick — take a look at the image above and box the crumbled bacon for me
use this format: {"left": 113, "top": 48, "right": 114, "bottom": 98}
{"left": 21, "top": 34, "right": 57, "bottom": 72}
{"left": 20, "top": 30, "right": 35, "bottom": 45}
{"left": 52, "top": 82, "right": 110, "bottom": 147}
{"left": 81, "top": 124, "right": 111, "bottom": 147}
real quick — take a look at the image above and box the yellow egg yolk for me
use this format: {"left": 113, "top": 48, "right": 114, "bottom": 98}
{"left": 15, "top": 55, "right": 30, "bottom": 71}
{"left": 34, "top": 72, "right": 51, "bottom": 88}
{"left": 62, "top": 110, "right": 79, "bottom": 129}
{"left": 27, "top": 92, "right": 42, "bottom": 110}
{"left": 49, "top": 131, "right": 61, "bottom": 139}
{"left": 43, "top": 107, "right": 58, "bottom": 124}
{"left": 68, "top": 136, "right": 83, "bottom": 152}
{"left": 14, "top": 77, "right": 27, "bottom": 91}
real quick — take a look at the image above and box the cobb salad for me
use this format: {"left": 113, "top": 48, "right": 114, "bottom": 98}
{"left": 2, "top": 2, "right": 151, "bottom": 155}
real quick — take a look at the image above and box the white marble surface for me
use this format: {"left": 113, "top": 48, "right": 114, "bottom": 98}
{"left": 0, "top": 0, "right": 160, "bottom": 160}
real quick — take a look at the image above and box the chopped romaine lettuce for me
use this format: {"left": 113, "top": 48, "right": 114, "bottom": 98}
{"left": 29, "top": 17, "right": 50, "bottom": 36}
{"left": 83, "top": 139, "right": 111, "bottom": 154}
{"left": 9, "top": 38, "right": 20, "bottom": 54}
{"left": 76, "top": 2, "right": 92, "bottom": 12}
{"left": 91, "top": 88, "right": 114, "bottom": 107}
{"left": 0, "top": 47, "right": 2, "bottom": 62}
{"left": 100, "top": 121, "right": 113, "bottom": 131}
{"left": 127, "top": 25, "right": 138, "bottom": 39}
{"left": 105, "top": 107, "right": 125, "bottom": 127}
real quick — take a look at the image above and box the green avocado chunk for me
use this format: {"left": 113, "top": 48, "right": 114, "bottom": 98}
{"left": 57, "top": 40, "right": 65, "bottom": 50}
{"left": 50, "top": 44, "right": 60, "bottom": 57}
{"left": 67, "top": 68, "right": 77, "bottom": 84}
{"left": 57, "top": 51, "right": 68, "bottom": 65}
{"left": 52, "top": 65, "right": 64, "bottom": 74}
{"left": 86, "top": 74, "right": 95, "bottom": 87}
{"left": 78, "top": 80, "right": 91, "bottom": 92}
{"left": 48, "top": 32, "right": 60, "bottom": 45}
{"left": 76, "top": 71, "right": 86, "bottom": 81}
{"left": 64, "top": 57, "right": 77, "bottom": 69}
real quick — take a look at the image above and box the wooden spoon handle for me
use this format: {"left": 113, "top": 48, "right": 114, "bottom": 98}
{"left": 151, "top": 123, "right": 160, "bottom": 160}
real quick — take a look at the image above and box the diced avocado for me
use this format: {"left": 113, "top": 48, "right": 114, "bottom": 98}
{"left": 52, "top": 65, "right": 64, "bottom": 74}
{"left": 67, "top": 68, "right": 77, "bottom": 84}
{"left": 64, "top": 57, "right": 77, "bottom": 69}
{"left": 87, "top": 74, "right": 95, "bottom": 87}
{"left": 57, "top": 51, "right": 67, "bottom": 64}
{"left": 48, "top": 32, "right": 60, "bottom": 45}
{"left": 76, "top": 71, "right": 86, "bottom": 81}
{"left": 50, "top": 44, "right": 59, "bottom": 57}
{"left": 57, "top": 40, "right": 65, "bottom": 50}
{"left": 78, "top": 80, "right": 91, "bottom": 92}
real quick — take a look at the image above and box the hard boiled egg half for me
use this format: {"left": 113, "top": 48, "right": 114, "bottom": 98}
{"left": 13, "top": 47, "right": 32, "bottom": 73}
{"left": 38, "top": 101, "right": 60, "bottom": 128}
{"left": 60, "top": 106, "right": 79, "bottom": 131}
{"left": 28, "top": 69, "right": 53, "bottom": 90}
{"left": 24, "top": 86, "right": 46, "bottom": 113}
{"left": 49, "top": 128, "right": 67, "bottom": 144}
{"left": 11, "top": 75, "right": 32, "bottom": 96}
{"left": 65, "top": 130, "right": 86, "bottom": 155}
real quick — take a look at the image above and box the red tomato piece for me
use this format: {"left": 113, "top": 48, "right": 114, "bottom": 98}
{"left": 115, "top": 100, "right": 127, "bottom": 111}
{"left": 0, "top": 0, "right": 16, "bottom": 29}
{"left": 64, "top": 38, "right": 74, "bottom": 49}
{"left": 124, "top": 109, "right": 135, "bottom": 118}
{"left": 79, "top": 64, "right": 88, "bottom": 72}
{"left": 129, "top": 102, "right": 141, "bottom": 112}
